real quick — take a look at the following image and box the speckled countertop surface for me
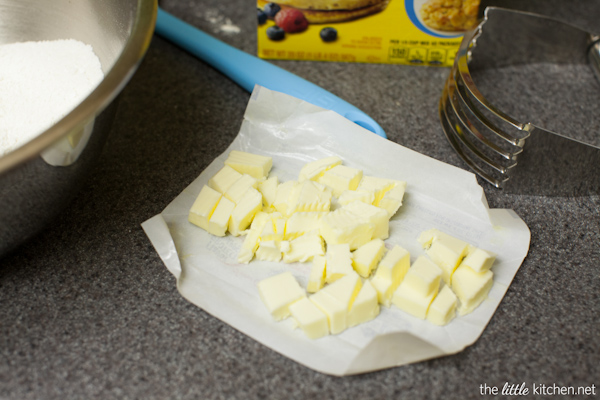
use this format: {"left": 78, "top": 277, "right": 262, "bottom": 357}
{"left": 1, "top": 1, "right": 599, "bottom": 399}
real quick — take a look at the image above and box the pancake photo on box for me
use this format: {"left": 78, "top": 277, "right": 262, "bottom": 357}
{"left": 419, "top": 0, "right": 480, "bottom": 31}
{"left": 257, "top": 0, "right": 391, "bottom": 23}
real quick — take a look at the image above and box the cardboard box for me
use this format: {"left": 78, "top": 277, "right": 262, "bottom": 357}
{"left": 257, "top": 0, "right": 480, "bottom": 66}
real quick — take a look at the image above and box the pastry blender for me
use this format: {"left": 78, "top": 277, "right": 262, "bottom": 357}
{"left": 440, "top": 7, "right": 600, "bottom": 195}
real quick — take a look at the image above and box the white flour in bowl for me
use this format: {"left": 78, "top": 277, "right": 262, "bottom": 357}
{"left": 0, "top": 39, "right": 104, "bottom": 157}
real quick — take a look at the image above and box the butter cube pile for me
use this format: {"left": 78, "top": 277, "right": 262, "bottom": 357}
{"left": 189, "top": 151, "right": 405, "bottom": 263}
{"left": 189, "top": 151, "right": 497, "bottom": 339}
{"left": 416, "top": 228, "right": 497, "bottom": 319}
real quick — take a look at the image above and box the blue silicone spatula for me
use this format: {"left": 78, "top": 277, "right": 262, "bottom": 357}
{"left": 154, "top": 7, "right": 386, "bottom": 138}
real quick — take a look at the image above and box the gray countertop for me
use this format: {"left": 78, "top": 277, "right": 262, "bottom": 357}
{"left": 1, "top": 0, "right": 599, "bottom": 399}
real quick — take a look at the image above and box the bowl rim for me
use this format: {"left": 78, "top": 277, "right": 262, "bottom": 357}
{"left": 0, "top": 0, "right": 158, "bottom": 174}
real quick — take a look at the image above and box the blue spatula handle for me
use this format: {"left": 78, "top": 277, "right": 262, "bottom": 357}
{"left": 155, "top": 8, "right": 386, "bottom": 138}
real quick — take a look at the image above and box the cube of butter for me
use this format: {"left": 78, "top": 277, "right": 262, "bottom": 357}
{"left": 391, "top": 255, "right": 442, "bottom": 319}
{"left": 286, "top": 180, "right": 332, "bottom": 215}
{"left": 370, "top": 245, "right": 410, "bottom": 306}
{"left": 418, "top": 229, "right": 470, "bottom": 285}
{"left": 348, "top": 280, "right": 380, "bottom": 328}
{"left": 189, "top": 185, "right": 221, "bottom": 231}
{"left": 356, "top": 175, "right": 398, "bottom": 206}
{"left": 307, "top": 255, "right": 327, "bottom": 293}
{"left": 207, "top": 196, "right": 235, "bottom": 237}
{"left": 255, "top": 240, "right": 283, "bottom": 262}
{"left": 208, "top": 165, "right": 242, "bottom": 194}
{"left": 259, "top": 212, "right": 285, "bottom": 241}
{"left": 325, "top": 243, "right": 354, "bottom": 283}
{"left": 225, "top": 150, "right": 272, "bottom": 179}
{"left": 224, "top": 174, "right": 258, "bottom": 204}
{"left": 417, "top": 229, "right": 436, "bottom": 248}
{"left": 373, "top": 245, "right": 410, "bottom": 287}
{"left": 426, "top": 285, "right": 458, "bottom": 326}
{"left": 370, "top": 276, "right": 394, "bottom": 307}
{"left": 273, "top": 180, "right": 297, "bottom": 216}
{"left": 237, "top": 230, "right": 260, "bottom": 264}
{"left": 378, "top": 181, "right": 407, "bottom": 218}
{"left": 338, "top": 189, "right": 375, "bottom": 206}
{"left": 320, "top": 271, "right": 362, "bottom": 311}
{"left": 273, "top": 215, "right": 287, "bottom": 241}
{"left": 259, "top": 217, "right": 277, "bottom": 241}
{"left": 228, "top": 187, "right": 262, "bottom": 236}
{"left": 342, "top": 200, "right": 389, "bottom": 240}
{"left": 257, "top": 271, "right": 305, "bottom": 321}
{"left": 289, "top": 297, "right": 329, "bottom": 339}
{"left": 237, "top": 212, "right": 270, "bottom": 263}
{"left": 351, "top": 238, "right": 386, "bottom": 278}
{"left": 284, "top": 212, "right": 327, "bottom": 240}
{"left": 402, "top": 255, "right": 442, "bottom": 296}
{"left": 319, "top": 208, "right": 375, "bottom": 251}
{"left": 298, "top": 156, "right": 342, "bottom": 182}
{"left": 451, "top": 264, "right": 494, "bottom": 315}
{"left": 461, "top": 247, "right": 496, "bottom": 273}
{"left": 279, "top": 240, "right": 291, "bottom": 254}
{"left": 282, "top": 231, "right": 324, "bottom": 263}
{"left": 392, "top": 278, "right": 437, "bottom": 319}
{"left": 258, "top": 175, "right": 279, "bottom": 208}
{"left": 318, "top": 165, "right": 363, "bottom": 197}
{"left": 309, "top": 290, "right": 347, "bottom": 334}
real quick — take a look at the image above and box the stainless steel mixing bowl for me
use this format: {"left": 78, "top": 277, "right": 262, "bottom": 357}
{"left": 0, "top": 0, "right": 156, "bottom": 257}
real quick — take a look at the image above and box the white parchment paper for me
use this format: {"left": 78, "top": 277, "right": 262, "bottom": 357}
{"left": 141, "top": 86, "right": 530, "bottom": 376}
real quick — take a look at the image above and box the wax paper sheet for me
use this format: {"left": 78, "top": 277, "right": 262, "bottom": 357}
{"left": 142, "top": 86, "right": 530, "bottom": 376}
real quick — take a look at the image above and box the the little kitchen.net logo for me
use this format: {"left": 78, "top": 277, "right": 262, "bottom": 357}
{"left": 480, "top": 382, "right": 597, "bottom": 397}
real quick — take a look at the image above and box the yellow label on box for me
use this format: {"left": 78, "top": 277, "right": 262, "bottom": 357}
{"left": 257, "top": 0, "right": 480, "bottom": 66}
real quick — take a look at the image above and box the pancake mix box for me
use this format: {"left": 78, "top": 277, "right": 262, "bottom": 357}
{"left": 257, "top": 0, "right": 480, "bottom": 66}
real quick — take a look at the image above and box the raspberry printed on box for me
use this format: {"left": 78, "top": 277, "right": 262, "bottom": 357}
{"left": 275, "top": 8, "right": 309, "bottom": 32}
{"left": 257, "top": 0, "right": 480, "bottom": 66}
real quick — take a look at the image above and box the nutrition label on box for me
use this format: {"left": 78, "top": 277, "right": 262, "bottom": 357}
{"left": 387, "top": 39, "right": 460, "bottom": 65}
